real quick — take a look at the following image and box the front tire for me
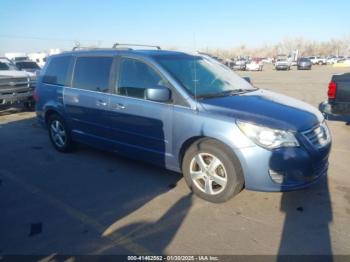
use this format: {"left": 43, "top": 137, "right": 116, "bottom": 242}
{"left": 182, "top": 139, "right": 244, "bottom": 203}
{"left": 47, "top": 114, "right": 74, "bottom": 153}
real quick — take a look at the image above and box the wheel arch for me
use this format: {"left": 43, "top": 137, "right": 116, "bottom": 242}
{"left": 179, "top": 136, "right": 242, "bottom": 171}
{"left": 44, "top": 108, "right": 64, "bottom": 125}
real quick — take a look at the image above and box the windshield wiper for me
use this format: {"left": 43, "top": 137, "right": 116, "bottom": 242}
{"left": 197, "top": 88, "right": 258, "bottom": 99}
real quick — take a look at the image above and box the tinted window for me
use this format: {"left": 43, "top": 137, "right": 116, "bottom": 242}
{"left": 73, "top": 57, "right": 113, "bottom": 92}
{"left": 43, "top": 56, "right": 73, "bottom": 86}
{"left": 16, "top": 62, "right": 40, "bottom": 70}
{"left": 0, "top": 62, "right": 9, "bottom": 70}
{"left": 118, "top": 58, "right": 165, "bottom": 99}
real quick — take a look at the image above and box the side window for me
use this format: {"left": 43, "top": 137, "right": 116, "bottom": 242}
{"left": 72, "top": 57, "right": 113, "bottom": 92}
{"left": 43, "top": 56, "right": 73, "bottom": 86}
{"left": 117, "top": 58, "right": 167, "bottom": 99}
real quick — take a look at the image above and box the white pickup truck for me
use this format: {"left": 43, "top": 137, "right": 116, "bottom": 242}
{"left": 307, "top": 56, "right": 327, "bottom": 65}
{"left": 0, "top": 58, "right": 36, "bottom": 107}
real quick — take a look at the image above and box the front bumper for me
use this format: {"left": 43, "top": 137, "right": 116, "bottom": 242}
{"left": 275, "top": 65, "right": 289, "bottom": 70}
{"left": 234, "top": 132, "right": 331, "bottom": 192}
{"left": 0, "top": 90, "right": 33, "bottom": 105}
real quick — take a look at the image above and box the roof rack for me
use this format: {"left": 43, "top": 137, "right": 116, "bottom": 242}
{"left": 72, "top": 46, "right": 102, "bottom": 51}
{"left": 112, "top": 43, "right": 161, "bottom": 50}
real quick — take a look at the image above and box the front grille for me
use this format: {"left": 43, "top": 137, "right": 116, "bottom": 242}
{"left": 302, "top": 122, "right": 331, "bottom": 149}
{"left": 0, "top": 77, "right": 29, "bottom": 87}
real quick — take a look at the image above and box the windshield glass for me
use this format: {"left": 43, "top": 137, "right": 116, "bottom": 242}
{"left": 0, "top": 61, "right": 18, "bottom": 70}
{"left": 16, "top": 62, "right": 40, "bottom": 70}
{"left": 154, "top": 54, "right": 255, "bottom": 98}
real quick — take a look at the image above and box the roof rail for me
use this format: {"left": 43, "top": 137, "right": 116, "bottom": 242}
{"left": 112, "top": 43, "right": 161, "bottom": 50}
{"left": 72, "top": 46, "right": 102, "bottom": 51}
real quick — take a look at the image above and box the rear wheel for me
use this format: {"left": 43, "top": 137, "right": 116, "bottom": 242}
{"left": 182, "top": 139, "right": 244, "bottom": 203}
{"left": 47, "top": 114, "right": 74, "bottom": 152}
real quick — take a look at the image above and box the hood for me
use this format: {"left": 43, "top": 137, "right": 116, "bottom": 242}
{"left": 200, "top": 89, "right": 323, "bottom": 131}
{"left": 0, "top": 70, "right": 34, "bottom": 78}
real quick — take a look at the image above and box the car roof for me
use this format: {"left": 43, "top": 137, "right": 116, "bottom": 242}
{"left": 53, "top": 49, "right": 190, "bottom": 59}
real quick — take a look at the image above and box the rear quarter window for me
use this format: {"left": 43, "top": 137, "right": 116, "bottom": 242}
{"left": 43, "top": 56, "right": 74, "bottom": 86}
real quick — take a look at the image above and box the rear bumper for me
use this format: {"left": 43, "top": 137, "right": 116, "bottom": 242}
{"left": 319, "top": 101, "right": 350, "bottom": 116}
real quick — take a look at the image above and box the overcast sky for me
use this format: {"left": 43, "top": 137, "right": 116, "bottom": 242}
{"left": 1, "top": 0, "right": 349, "bottom": 54}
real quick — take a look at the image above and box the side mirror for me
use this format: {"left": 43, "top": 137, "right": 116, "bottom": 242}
{"left": 243, "top": 76, "right": 251, "bottom": 83}
{"left": 145, "top": 87, "right": 171, "bottom": 102}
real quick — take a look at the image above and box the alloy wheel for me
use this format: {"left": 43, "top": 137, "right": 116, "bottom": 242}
{"left": 189, "top": 153, "right": 228, "bottom": 195}
{"left": 50, "top": 120, "right": 67, "bottom": 148}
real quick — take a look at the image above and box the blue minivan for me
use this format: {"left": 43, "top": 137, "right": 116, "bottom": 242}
{"left": 35, "top": 45, "right": 331, "bottom": 202}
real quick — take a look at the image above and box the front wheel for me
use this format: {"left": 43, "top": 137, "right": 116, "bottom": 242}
{"left": 47, "top": 114, "right": 74, "bottom": 152}
{"left": 182, "top": 139, "right": 244, "bottom": 203}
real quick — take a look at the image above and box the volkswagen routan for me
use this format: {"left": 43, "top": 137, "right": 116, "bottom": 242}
{"left": 35, "top": 45, "right": 331, "bottom": 202}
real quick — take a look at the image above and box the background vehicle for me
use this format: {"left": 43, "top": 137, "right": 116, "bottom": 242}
{"left": 232, "top": 58, "right": 247, "bottom": 71}
{"left": 0, "top": 58, "right": 36, "bottom": 86}
{"left": 275, "top": 58, "right": 291, "bottom": 70}
{"left": 245, "top": 59, "right": 263, "bottom": 71}
{"left": 297, "top": 58, "right": 312, "bottom": 70}
{"left": 326, "top": 56, "right": 339, "bottom": 64}
{"left": 333, "top": 58, "right": 350, "bottom": 68}
{"left": 0, "top": 58, "right": 35, "bottom": 107}
{"left": 320, "top": 73, "right": 350, "bottom": 116}
{"left": 0, "top": 58, "right": 36, "bottom": 108}
{"left": 308, "top": 56, "right": 327, "bottom": 65}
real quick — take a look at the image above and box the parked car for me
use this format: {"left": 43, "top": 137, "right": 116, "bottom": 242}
{"left": 297, "top": 58, "right": 312, "bottom": 70}
{"left": 275, "top": 58, "right": 291, "bottom": 70}
{"left": 333, "top": 58, "right": 350, "bottom": 68}
{"left": 232, "top": 58, "right": 247, "bottom": 71}
{"left": 326, "top": 56, "right": 338, "bottom": 64}
{"left": 307, "top": 56, "right": 327, "bottom": 65}
{"left": 320, "top": 73, "right": 350, "bottom": 116}
{"left": 246, "top": 59, "right": 263, "bottom": 71}
{"left": 0, "top": 58, "right": 36, "bottom": 86}
{"left": 0, "top": 58, "right": 35, "bottom": 107}
{"left": 35, "top": 46, "right": 331, "bottom": 203}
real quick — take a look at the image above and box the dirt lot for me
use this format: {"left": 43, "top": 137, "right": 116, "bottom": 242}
{"left": 0, "top": 64, "right": 349, "bottom": 257}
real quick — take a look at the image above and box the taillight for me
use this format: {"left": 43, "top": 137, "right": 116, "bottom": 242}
{"left": 328, "top": 81, "right": 337, "bottom": 99}
{"left": 33, "top": 88, "right": 39, "bottom": 102}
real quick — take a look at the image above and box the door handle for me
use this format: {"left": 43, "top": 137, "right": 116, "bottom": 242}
{"left": 96, "top": 100, "right": 108, "bottom": 107}
{"left": 112, "top": 103, "right": 126, "bottom": 110}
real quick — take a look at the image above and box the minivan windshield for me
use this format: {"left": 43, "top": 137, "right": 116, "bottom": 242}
{"left": 154, "top": 54, "right": 255, "bottom": 98}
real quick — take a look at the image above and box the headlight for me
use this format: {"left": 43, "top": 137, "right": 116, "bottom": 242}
{"left": 237, "top": 120, "right": 299, "bottom": 149}
{"left": 29, "top": 75, "right": 37, "bottom": 81}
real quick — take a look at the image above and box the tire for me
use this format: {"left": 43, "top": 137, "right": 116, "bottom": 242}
{"left": 47, "top": 114, "right": 74, "bottom": 153}
{"left": 182, "top": 139, "right": 244, "bottom": 203}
